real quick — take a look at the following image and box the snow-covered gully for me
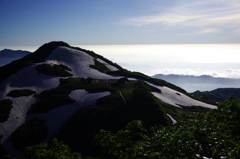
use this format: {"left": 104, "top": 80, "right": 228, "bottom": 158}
{"left": 167, "top": 114, "right": 177, "bottom": 124}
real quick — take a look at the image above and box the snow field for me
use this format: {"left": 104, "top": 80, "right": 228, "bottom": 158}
{"left": 0, "top": 63, "right": 62, "bottom": 147}
{"left": 0, "top": 65, "right": 60, "bottom": 100}
{"left": 96, "top": 58, "right": 119, "bottom": 71}
{"left": 150, "top": 85, "right": 217, "bottom": 109}
{"left": 46, "top": 46, "right": 118, "bottom": 79}
{"left": 0, "top": 95, "right": 37, "bottom": 156}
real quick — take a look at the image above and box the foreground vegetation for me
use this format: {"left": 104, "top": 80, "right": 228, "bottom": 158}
{"left": 0, "top": 99, "right": 12, "bottom": 122}
{"left": 2, "top": 95, "right": 238, "bottom": 159}
{"left": 95, "top": 95, "right": 240, "bottom": 159}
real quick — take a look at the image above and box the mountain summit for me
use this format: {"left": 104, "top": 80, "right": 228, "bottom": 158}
{"left": 0, "top": 42, "right": 216, "bottom": 157}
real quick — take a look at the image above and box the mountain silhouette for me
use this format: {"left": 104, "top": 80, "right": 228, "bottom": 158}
{"left": 191, "top": 88, "right": 240, "bottom": 102}
{"left": 0, "top": 49, "right": 31, "bottom": 67}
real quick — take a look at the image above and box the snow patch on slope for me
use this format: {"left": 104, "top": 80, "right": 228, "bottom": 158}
{"left": 96, "top": 58, "right": 119, "bottom": 71}
{"left": 0, "top": 65, "right": 60, "bottom": 100}
{"left": 28, "top": 90, "right": 110, "bottom": 141}
{"left": 150, "top": 85, "right": 217, "bottom": 109}
{"left": 0, "top": 96, "right": 36, "bottom": 144}
{"left": 0, "top": 64, "right": 61, "bottom": 144}
{"left": 167, "top": 114, "right": 177, "bottom": 124}
{"left": 0, "top": 95, "right": 37, "bottom": 156}
{"left": 46, "top": 46, "right": 117, "bottom": 79}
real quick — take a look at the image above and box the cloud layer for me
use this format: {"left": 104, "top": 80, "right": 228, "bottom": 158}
{"left": 150, "top": 68, "right": 240, "bottom": 79}
{"left": 122, "top": 0, "right": 240, "bottom": 36}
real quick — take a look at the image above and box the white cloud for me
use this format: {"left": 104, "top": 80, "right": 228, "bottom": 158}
{"left": 206, "top": 69, "right": 240, "bottom": 78}
{"left": 200, "top": 28, "right": 220, "bottom": 34}
{"left": 225, "top": 69, "right": 240, "bottom": 78}
{"left": 150, "top": 68, "right": 240, "bottom": 79}
{"left": 234, "top": 28, "right": 240, "bottom": 36}
{"left": 179, "top": 28, "right": 221, "bottom": 35}
{"left": 150, "top": 68, "right": 199, "bottom": 76}
{"left": 122, "top": 0, "right": 240, "bottom": 35}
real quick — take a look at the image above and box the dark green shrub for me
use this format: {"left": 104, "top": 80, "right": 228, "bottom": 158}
{"left": 36, "top": 64, "right": 72, "bottom": 77}
{"left": 89, "top": 59, "right": 110, "bottom": 73}
{"left": 6, "top": 89, "right": 35, "bottom": 97}
{"left": 24, "top": 138, "right": 83, "bottom": 159}
{"left": 11, "top": 118, "right": 48, "bottom": 151}
{"left": 95, "top": 120, "right": 147, "bottom": 159}
{"left": 0, "top": 99, "right": 12, "bottom": 122}
{"left": 0, "top": 136, "right": 8, "bottom": 158}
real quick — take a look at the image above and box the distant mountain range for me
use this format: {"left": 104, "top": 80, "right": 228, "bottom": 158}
{"left": 191, "top": 88, "right": 240, "bottom": 102}
{"left": 152, "top": 74, "right": 240, "bottom": 92}
{"left": 0, "top": 49, "right": 31, "bottom": 67}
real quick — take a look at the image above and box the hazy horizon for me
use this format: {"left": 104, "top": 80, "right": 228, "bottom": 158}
{"left": 1, "top": 44, "right": 240, "bottom": 80}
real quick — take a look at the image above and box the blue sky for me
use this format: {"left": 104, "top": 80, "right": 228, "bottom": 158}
{"left": 0, "top": 0, "right": 240, "bottom": 46}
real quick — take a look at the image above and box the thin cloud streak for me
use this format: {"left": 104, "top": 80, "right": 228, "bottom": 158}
{"left": 234, "top": 29, "right": 240, "bottom": 36}
{"left": 179, "top": 28, "right": 221, "bottom": 35}
{"left": 150, "top": 68, "right": 240, "bottom": 79}
{"left": 122, "top": 1, "right": 240, "bottom": 35}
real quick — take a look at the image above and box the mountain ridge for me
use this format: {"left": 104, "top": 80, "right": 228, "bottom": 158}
{"left": 0, "top": 49, "right": 31, "bottom": 67}
{"left": 0, "top": 49, "right": 31, "bottom": 57}
{"left": 152, "top": 73, "right": 240, "bottom": 92}
{"left": 191, "top": 88, "right": 240, "bottom": 102}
